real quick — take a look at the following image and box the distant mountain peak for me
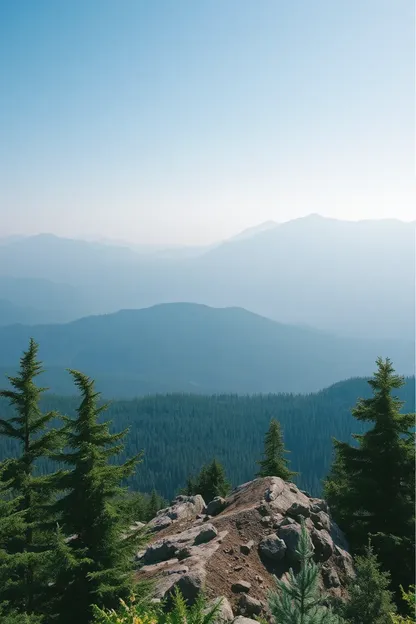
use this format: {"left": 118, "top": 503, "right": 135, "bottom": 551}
{"left": 228, "top": 220, "right": 279, "bottom": 242}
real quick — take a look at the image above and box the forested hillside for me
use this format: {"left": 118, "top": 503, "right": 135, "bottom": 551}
{"left": 0, "top": 376, "right": 413, "bottom": 498}
{"left": 0, "top": 303, "right": 413, "bottom": 397}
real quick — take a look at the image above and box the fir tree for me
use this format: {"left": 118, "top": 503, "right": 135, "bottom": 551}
{"left": 52, "top": 370, "right": 143, "bottom": 624}
{"left": 338, "top": 544, "right": 396, "bottom": 624}
{"left": 0, "top": 339, "right": 63, "bottom": 618}
{"left": 324, "top": 358, "right": 415, "bottom": 594}
{"left": 268, "top": 520, "right": 342, "bottom": 623}
{"left": 187, "top": 459, "right": 231, "bottom": 503}
{"left": 257, "top": 418, "right": 297, "bottom": 481}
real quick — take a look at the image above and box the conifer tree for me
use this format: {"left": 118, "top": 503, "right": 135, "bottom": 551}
{"left": 257, "top": 418, "right": 297, "bottom": 481}
{"left": 324, "top": 358, "right": 415, "bottom": 594}
{"left": 337, "top": 544, "right": 396, "bottom": 624}
{"left": 180, "top": 460, "right": 231, "bottom": 503}
{"left": 0, "top": 339, "right": 63, "bottom": 618}
{"left": 198, "top": 459, "right": 231, "bottom": 503}
{"left": 52, "top": 370, "right": 143, "bottom": 624}
{"left": 268, "top": 520, "right": 342, "bottom": 623}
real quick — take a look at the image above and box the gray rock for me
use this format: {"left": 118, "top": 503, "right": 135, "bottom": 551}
{"left": 279, "top": 516, "right": 296, "bottom": 527}
{"left": 233, "top": 618, "right": 258, "bottom": 624}
{"left": 322, "top": 566, "right": 341, "bottom": 588}
{"left": 239, "top": 594, "right": 263, "bottom": 616}
{"left": 143, "top": 539, "right": 177, "bottom": 564}
{"left": 279, "top": 523, "right": 304, "bottom": 562}
{"left": 264, "top": 478, "right": 285, "bottom": 502}
{"left": 259, "top": 534, "right": 287, "bottom": 561}
{"left": 205, "top": 597, "right": 234, "bottom": 623}
{"left": 194, "top": 523, "right": 218, "bottom": 544}
{"left": 148, "top": 515, "right": 173, "bottom": 532}
{"left": 167, "top": 495, "right": 206, "bottom": 521}
{"left": 240, "top": 540, "right": 254, "bottom": 555}
{"left": 260, "top": 515, "right": 273, "bottom": 527}
{"left": 310, "top": 511, "right": 331, "bottom": 532}
{"left": 287, "top": 501, "right": 310, "bottom": 519}
{"left": 231, "top": 580, "right": 251, "bottom": 593}
{"left": 174, "top": 566, "right": 207, "bottom": 604}
{"left": 177, "top": 546, "right": 193, "bottom": 560}
{"left": 310, "top": 499, "right": 329, "bottom": 514}
{"left": 205, "top": 497, "right": 227, "bottom": 517}
{"left": 311, "top": 529, "right": 334, "bottom": 562}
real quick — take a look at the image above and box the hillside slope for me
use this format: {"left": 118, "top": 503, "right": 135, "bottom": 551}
{"left": 0, "top": 303, "right": 413, "bottom": 396}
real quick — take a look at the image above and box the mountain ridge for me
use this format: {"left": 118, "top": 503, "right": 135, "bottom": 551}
{"left": 0, "top": 302, "right": 412, "bottom": 398}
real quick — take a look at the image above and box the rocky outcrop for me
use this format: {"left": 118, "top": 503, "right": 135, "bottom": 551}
{"left": 136, "top": 477, "right": 354, "bottom": 616}
{"left": 148, "top": 495, "right": 205, "bottom": 532}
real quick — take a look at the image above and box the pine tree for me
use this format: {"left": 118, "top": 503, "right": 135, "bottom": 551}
{"left": 257, "top": 418, "right": 297, "bottom": 481}
{"left": 52, "top": 370, "right": 143, "bottom": 624}
{"left": 0, "top": 339, "right": 63, "bottom": 618}
{"left": 268, "top": 519, "right": 343, "bottom": 623}
{"left": 324, "top": 358, "right": 415, "bottom": 594}
{"left": 199, "top": 459, "right": 231, "bottom": 503}
{"left": 180, "top": 460, "right": 231, "bottom": 504}
{"left": 338, "top": 544, "right": 396, "bottom": 624}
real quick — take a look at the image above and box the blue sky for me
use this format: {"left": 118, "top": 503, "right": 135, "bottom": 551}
{"left": 0, "top": 0, "right": 414, "bottom": 244}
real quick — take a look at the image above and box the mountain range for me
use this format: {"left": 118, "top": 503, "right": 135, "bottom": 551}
{"left": 0, "top": 302, "right": 412, "bottom": 398}
{"left": 0, "top": 215, "right": 414, "bottom": 343}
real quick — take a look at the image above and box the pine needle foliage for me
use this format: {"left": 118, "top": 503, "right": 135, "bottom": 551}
{"left": 0, "top": 339, "right": 63, "bottom": 617}
{"left": 324, "top": 358, "right": 415, "bottom": 594}
{"left": 268, "top": 520, "right": 343, "bottom": 624}
{"left": 51, "top": 369, "right": 144, "bottom": 624}
{"left": 257, "top": 418, "right": 297, "bottom": 481}
{"left": 337, "top": 544, "right": 396, "bottom": 624}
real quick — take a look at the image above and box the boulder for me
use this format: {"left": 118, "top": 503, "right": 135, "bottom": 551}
{"left": 194, "top": 524, "right": 218, "bottom": 544}
{"left": 233, "top": 618, "right": 259, "bottom": 624}
{"left": 148, "top": 515, "right": 173, "bottom": 532}
{"left": 238, "top": 595, "right": 263, "bottom": 616}
{"left": 205, "top": 597, "right": 234, "bottom": 623}
{"left": 279, "top": 523, "right": 304, "bottom": 562}
{"left": 205, "top": 497, "right": 227, "bottom": 517}
{"left": 311, "top": 529, "right": 334, "bottom": 562}
{"left": 231, "top": 580, "right": 251, "bottom": 593}
{"left": 264, "top": 478, "right": 285, "bottom": 502}
{"left": 310, "top": 511, "right": 331, "bottom": 532}
{"left": 322, "top": 565, "right": 341, "bottom": 588}
{"left": 174, "top": 566, "right": 206, "bottom": 604}
{"left": 310, "top": 499, "right": 329, "bottom": 514}
{"left": 287, "top": 501, "right": 310, "bottom": 519}
{"left": 259, "top": 534, "right": 287, "bottom": 561}
{"left": 240, "top": 540, "right": 254, "bottom": 555}
{"left": 167, "top": 495, "right": 206, "bottom": 520}
{"left": 143, "top": 540, "right": 178, "bottom": 564}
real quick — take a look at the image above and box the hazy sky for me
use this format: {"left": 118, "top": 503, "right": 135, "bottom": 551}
{"left": 0, "top": 1, "right": 415, "bottom": 245}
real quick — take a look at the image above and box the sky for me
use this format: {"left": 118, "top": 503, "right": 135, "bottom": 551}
{"left": 0, "top": 1, "right": 415, "bottom": 245}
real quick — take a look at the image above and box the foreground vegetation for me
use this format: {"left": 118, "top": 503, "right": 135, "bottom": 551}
{"left": 0, "top": 341, "right": 414, "bottom": 623}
